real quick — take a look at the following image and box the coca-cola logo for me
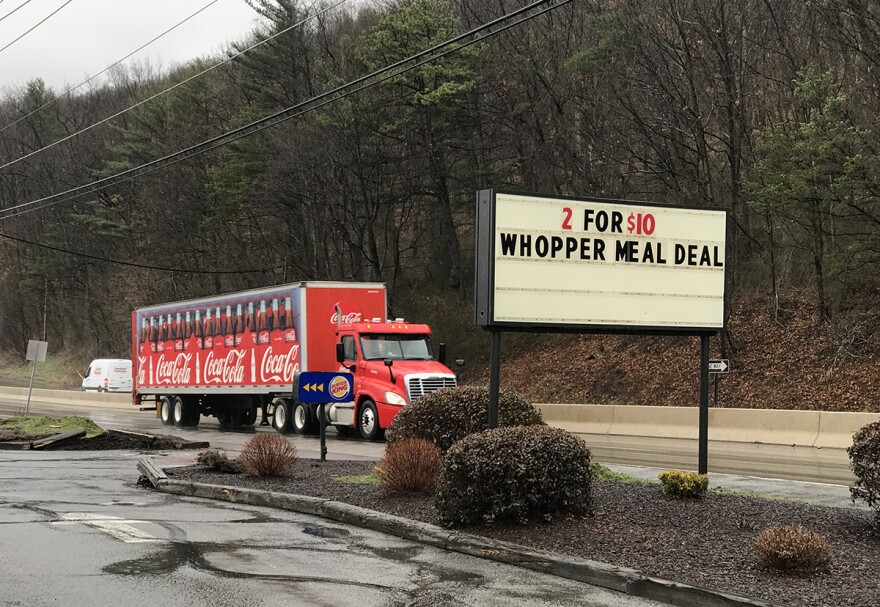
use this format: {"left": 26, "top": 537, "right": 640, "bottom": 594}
{"left": 330, "top": 311, "right": 363, "bottom": 324}
{"left": 260, "top": 345, "right": 300, "bottom": 382}
{"left": 155, "top": 353, "right": 193, "bottom": 385}
{"left": 137, "top": 356, "right": 147, "bottom": 385}
{"left": 204, "top": 350, "right": 247, "bottom": 384}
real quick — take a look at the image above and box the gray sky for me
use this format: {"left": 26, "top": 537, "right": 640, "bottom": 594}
{"left": 0, "top": 0, "right": 263, "bottom": 92}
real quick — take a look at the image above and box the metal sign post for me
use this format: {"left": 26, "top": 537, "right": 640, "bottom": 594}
{"left": 25, "top": 340, "right": 49, "bottom": 415}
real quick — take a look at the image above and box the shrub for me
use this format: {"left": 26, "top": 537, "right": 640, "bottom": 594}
{"left": 375, "top": 438, "right": 443, "bottom": 493}
{"left": 658, "top": 470, "right": 709, "bottom": 498}
{"left": 436, "top": 425, "right": 592, "bottom": 526}
{"left": 238, "top": 433, "right": 297, "bottom": 478}
{"left": 387, "top": 386, "right": 544, "bottom": 452}
{"left": 848, "top": 420, "right": 880, "bottom": 528}
{"left": 755, "top": 525, "right": 833, "bottom": 574}
{"left": 197, "top": 449, "right": 242, "bottom": 474}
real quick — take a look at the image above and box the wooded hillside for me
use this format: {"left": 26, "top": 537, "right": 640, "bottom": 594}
{"left": 2, "top": 0, "right": 879, "bottom": 382}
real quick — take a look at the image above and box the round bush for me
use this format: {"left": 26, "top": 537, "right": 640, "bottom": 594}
{"left": 387, "top": 386, "right": 544, "bottom": 452}
{"left": 435, "top": 425, "right": 592, "bottom": 526}
{"left": 239, "top": 433, "right": 297, "bottom": 478}
{"left": 755, "top": 525, "right": 833, "bottom": 574}
{"left": 848, "top": 420, "right": 880, "bottom": 529}
{"left": 375, "top": 438, "right": 443, "bottom": 493}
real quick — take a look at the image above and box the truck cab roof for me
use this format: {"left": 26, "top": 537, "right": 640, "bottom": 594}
{"left": 340, "top": 322, "right": 432, "bottom": 335}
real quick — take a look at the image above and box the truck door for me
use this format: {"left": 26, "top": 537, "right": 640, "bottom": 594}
{"left": 340, "top": 335, "right": 360, "bottom": 391}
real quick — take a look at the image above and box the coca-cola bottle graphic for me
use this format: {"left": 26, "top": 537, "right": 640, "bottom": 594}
{"left": 257, "top": 300, "right": 269, "bottom": 345}
{"left": 284, "top": 297, "right": 296, "bottom": 343}
{"left": 149, "top": 317, "right": 158, "bottom": 352}
{"left": 174, "top": 312, "right": 184, "bottom": 351}
{"left": 139, "top": 318, "right": 148, "bottom": 344}
{"left": 183, "top": 311, "right": 193, "bottom": 350}
{"left": 244, "top": 301, "right": 256, "bottom": 347}
{"left": 203, "top": 309, "right": 213, "bottom": 348}
{"left": 156, "top": 315, "right": 164, "bottom": 352}
{"left": 226, "top": 305, "right": 236, "bottom": 347}
{"left": 215, "top": 306, "right": 226, "bottom": 350}
{"left": 193, "top": 310, "right": 204, "bottom": 349}
{"left": 269, "top": 298, "right": 283, "bottom": 344}
{"left": 163, "top": 314, "right": 174, "bottom": 352}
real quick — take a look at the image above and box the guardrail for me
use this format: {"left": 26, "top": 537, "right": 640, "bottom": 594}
{"left": 536, "top": 404, "right": 880, "bottom": 449}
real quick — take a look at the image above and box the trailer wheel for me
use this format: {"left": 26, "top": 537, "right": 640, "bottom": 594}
{"left": 292, "top": 402, "right": 314, "bottom": 435}
{"left": 231, "top": 407, "right": 255, "bottom": 427}
{"left": 217, "top": 410, "right": 232, "bottom": 427}
{"left": 172, "top": 396, "right": 186, "bottom": 426}
{"left": 358, "top": 400, "right": 383, "bottom": 441}
{"left": 179, "top": 397, "right": 200, "bottom": 428}
{"left": 159, "top": 396, "right": 174, "bottom": 426}
{"left": 272, "top": 398, "right": 292, "bottom": 434}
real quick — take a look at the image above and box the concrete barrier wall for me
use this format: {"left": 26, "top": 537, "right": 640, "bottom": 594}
{"left": 0, "top": 386, "right": 131, "bottom": 410}
{"left": 537, "top": 403, "right": 880, "bottom": 449}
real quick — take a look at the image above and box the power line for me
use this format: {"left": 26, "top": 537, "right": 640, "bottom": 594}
{"left": 0, "top": 0, "right": 74, "bottom": 55}
{"left": 0, "top": 0, "right": 570, "bottom": 222}
{"left": 0, "top": 0, "right": 346, "bottom": 171}
{"left": 0, "top": 0, "right": 34, "bottom": 24}
{"left": 0, "top": 230, "right": 282, "bottom": 274}
{"left": 0, "top": 0, "right": 224, "bottom": 136}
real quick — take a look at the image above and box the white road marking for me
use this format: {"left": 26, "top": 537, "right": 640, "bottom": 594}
{"left": 51, "top": 512, "right": 166, "bottom": 544}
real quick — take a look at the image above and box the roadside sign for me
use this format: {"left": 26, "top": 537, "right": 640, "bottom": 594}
{"left": 297, "top": 372, "right": 353, "bottom": 404}
{"left": 26, "top": 340, "right": 48, "bottom": 362}
{"left": 25, "top": 340, "right": 49, "bottom": 415}
{"left": 709, "top": 359, "right": 729, "bottom": 374}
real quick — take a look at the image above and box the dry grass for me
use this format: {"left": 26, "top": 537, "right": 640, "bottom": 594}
{"left": 238, "top": 433, "right": 297, "bottom": 478}
{"left": 375, "top": 438, "right": 443, "bottom": 493}
{"left": 755, "top": 525, "right": 833, "bottom": 574}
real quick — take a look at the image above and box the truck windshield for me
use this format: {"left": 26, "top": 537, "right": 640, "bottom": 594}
{"left": 359, "top": 334, "right": 433, "bottom": 361}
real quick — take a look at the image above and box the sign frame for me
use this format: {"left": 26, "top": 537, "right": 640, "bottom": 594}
{"left": 475, "top": 189, "right": 730, "bottom": 336}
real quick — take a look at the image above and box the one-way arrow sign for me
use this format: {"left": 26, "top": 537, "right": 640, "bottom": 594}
{"left": 709, "top": 359, "right": 730, "bottom": 374}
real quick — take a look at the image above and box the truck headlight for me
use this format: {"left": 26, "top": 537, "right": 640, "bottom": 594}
{"left": 384, "top": 391, "right": 407, "bottom": 406}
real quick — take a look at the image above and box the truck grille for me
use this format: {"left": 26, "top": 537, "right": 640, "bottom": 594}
{"left": 406, "top": 376, "right": 457, "bottom": 401}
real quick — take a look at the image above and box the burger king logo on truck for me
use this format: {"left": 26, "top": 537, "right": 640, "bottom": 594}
{"left": 329, "top": 375, "right": 351, "bottom": 401}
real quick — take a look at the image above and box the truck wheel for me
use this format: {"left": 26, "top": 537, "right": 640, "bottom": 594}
{"left": 172, "top": 396, "right": 186, "bottom": 426}
{"left": 231, "top": 408, "right": 255, "bottom": 427}
{"left": 272, "top": 399, "right": 292, "bottom": 434}
{"left": 292, "top": 402, "right": 314, "bottom": 435}
{"left": 159, "top": 397, "right": 174, "bottom": 426}
{"left": 217, "top": 410, "right": 232, "bottom": 427}
{"left": 180, "top": 398, "right": 200, "bottom": 428}
{"left": 358, "top": 400, "right": 383, "bottom": 441}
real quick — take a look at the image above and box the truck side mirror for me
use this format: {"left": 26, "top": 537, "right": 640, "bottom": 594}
{"left": 438, "top": 343, "right": 447, "bottom": 365}
{"left": 384, "top": 358, "right": 396, "bottom": 384}
{"left": 336, "top": 342, "right": 345, "bottom": 363}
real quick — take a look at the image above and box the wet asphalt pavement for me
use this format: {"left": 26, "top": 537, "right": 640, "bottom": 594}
{"left": 0, "top": 451, "right": 662, "bottom": 607}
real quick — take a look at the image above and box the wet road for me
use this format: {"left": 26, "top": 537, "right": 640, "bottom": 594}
{"left": 0, "top": 451, "right": 661, "bottom": 607}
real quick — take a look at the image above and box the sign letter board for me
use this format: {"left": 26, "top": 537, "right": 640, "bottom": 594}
{"left": 475, "top": 190, "right": 728, "bottom": 333}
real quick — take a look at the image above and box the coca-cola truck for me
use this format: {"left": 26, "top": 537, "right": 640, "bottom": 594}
{"left": 132, "top": 281, "right": 458, "bottom": 440}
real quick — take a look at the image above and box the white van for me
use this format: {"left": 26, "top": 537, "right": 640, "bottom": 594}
{"left": 82, "top": 359, "right": 133, "bottom": 392}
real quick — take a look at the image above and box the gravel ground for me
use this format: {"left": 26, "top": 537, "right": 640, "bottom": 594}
{"left": 168, "top": 461, "right": 880, "bottom": 607}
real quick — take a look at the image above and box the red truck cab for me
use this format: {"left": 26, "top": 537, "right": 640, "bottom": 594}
{"left": 335, "top": 321, "right": 456, "bottom": 439}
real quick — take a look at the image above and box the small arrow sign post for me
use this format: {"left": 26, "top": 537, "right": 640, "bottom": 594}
{"left": 708, "top": 359, "right": 729, "bottom": 410}
{"left": 708, "top": 359, "right": 729, "bottom": 374}
{"left": 297, "top": 372, "right": 354, "bottom": 462}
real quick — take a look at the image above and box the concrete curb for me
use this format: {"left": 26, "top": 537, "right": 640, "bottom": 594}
{"left": 140, "top": 458, "right": 777, "bottom": 607}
